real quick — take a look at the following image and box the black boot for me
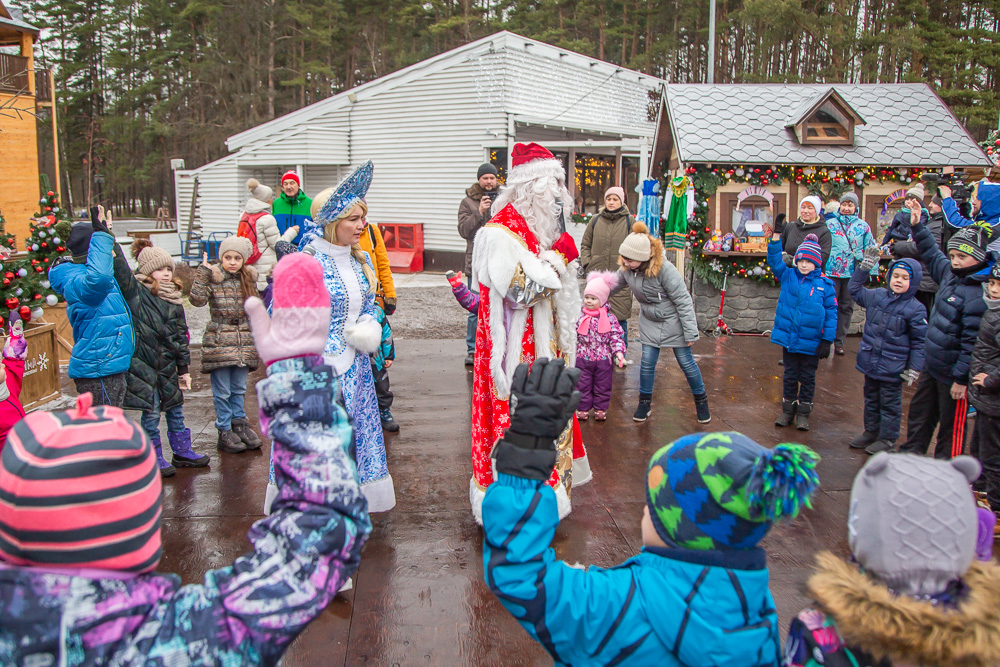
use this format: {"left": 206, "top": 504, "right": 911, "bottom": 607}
{"left": 848, "top": 431, "right": 877, "bottom": 449}
{"left": 795, "top": 401, "right": 813, "bottom": 431}
{"left": 693, "top": 392, "right": 711, "bottom": 424}
{"left": 775, "top": 400, "right": 796, "bottom": 427}
{"left": 633, "top": 393, "right": 652, "bottom": 422}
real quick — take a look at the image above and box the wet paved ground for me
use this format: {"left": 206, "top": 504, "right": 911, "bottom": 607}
{"left": 58, "top": 335, "right": 926, "bottom": 664}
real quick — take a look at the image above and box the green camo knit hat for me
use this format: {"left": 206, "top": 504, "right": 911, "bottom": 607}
{"left": 646, "top": 432, "right": 820, "bottom": 550}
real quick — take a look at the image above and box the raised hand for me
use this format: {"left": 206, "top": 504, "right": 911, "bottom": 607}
{"left": 245, "top": 253, "right": 331, "bottom": 366}
{"left": 201, "top": 252, "right": 211, "bottom": 269}
{"left": 859, "top": 245, "right": 881, "bottom": 272}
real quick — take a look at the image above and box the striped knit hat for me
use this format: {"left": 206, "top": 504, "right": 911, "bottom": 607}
{"left": 646, "top": 432, "right": 819, "bottom": 550}
{"left": 0, "top": 393, "right": 162, "bottom": 572}
{"left": 794, "top": 233, "right": 824, "bottom": 267}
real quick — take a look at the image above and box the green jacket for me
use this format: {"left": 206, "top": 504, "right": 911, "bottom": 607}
{"left": 272, "top": 191, "right": 312, "bottom": 245}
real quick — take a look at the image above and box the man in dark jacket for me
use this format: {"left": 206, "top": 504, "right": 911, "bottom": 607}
{"left": 892, "top": 195, "right": 946, "bottom": 315}
{"left": 781, "top": 195, "right": 832, "bottom": 268}
{"left": 457, "top": 163, "right": 498, "bottom": 365}
{"left": 48, "top": 213, "right": 135, "bottom": 406}
{"left": 847, "top": 250, "right": 927, "bottom": 454}
{"left": 970, "top": 263, "right": 1000, "bottom": 520}
{"left": 899, "top": 200, "right": 996, "bottom": 460}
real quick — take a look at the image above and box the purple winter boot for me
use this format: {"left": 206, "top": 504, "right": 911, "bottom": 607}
{"left": 168, "top": 428, "right": 210, "bottom": 468}
{"left": 152, "top": 435, "right": 176, "bottom": 477}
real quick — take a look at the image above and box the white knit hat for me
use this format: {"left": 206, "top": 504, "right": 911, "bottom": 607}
{"left": 219, "top": 236, "right": 253, "bottom": 261}
{"left": 246, "top": 178, "right": 273, "bottom": 203}
{"left": 618, "top": 222, "right": 653, "bottom": 261}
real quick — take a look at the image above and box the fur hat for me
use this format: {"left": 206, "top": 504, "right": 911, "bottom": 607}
{"left": 794, "top": 233, "right": 824, "bottom": 266}
{"left": 604, "top": 186, "right": 626, "bottom": 205}
{"left": 584, "top": 271, "right": 619, "bottom": 306}
{"left": 218, "top": 235, "right": 253, "bottom": 261}
{"left": 799, "top": 195, "right": 823, "bottom": 218}
{"left": 948, "top": 222, "right": 994, "bottom": 263}
{"left": 506, "top": 143, "right": 564, "bottom": 183}
{"left": 646, "top": 432, "right": 818, "bottom": 550}
{"left": 849, "top": 452, "right": 980, "bottom": 597}
{"left": 618, "top": 222, "right": 653, "bottom": 261}
{"left": 477, "top": 163, "right": 498, "bottom": 179}
{"left": 246, "top": 178, "right": 273, "bottom": 204}
{"left": 905, "top": 182, "right": 925, "bottom": 202}
{"left": 135, "top": 246, "right": 174, "bottom": 277}
{"left": 0, "top": 393, "right": 161, "bottom": 572}
{"left": 840, "top": 191, "right": 860, "bottom": 208}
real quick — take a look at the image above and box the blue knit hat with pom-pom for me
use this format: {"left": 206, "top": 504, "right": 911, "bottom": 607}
{"left": 646, "top": 432, "right": 819, "bottom": 550}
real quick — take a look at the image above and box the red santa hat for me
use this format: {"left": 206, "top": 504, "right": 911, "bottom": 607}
{"left": 280, "top": 170, "right": 301, "bottom": 186}
{"left": 508, "top": 142, "right": 565, "bottom": 183}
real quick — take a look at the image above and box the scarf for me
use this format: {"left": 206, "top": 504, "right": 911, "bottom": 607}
{"left": 137, "top": 273, "right": 184, "bottom": 305}
{"left": 578, "top": 306, "right": 611, "bottom": 336}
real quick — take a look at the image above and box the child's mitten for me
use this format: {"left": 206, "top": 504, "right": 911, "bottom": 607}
{"left": 245, "top": 254, "right": 331, "bottom": 366}
{"left": 859, "top": 245, "right": 881, "bottom": 273}
{"left": 445, "top": 270, "right": 464, "bottom": 288}
{"left": 901, "top": 368, "right": 919, "bottom": 386}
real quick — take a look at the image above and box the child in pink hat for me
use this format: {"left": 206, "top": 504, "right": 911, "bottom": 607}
{"left": 576, "top": 271, "right": 627, "bottom": 421}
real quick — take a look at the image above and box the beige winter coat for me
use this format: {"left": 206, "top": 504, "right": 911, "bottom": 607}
{"left": 246, "top": 197, "right": 297, "bottom": 289}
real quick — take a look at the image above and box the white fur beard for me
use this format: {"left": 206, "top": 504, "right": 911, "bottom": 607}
{"left": 492, "top": 178, "right": 572, "bottom": 249}
{"left": 552, "top": 259, "right": 582, "bottom": 367}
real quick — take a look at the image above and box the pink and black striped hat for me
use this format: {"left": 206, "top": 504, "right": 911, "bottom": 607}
{"left": 0, "top": 393, "right": 162, "bottom": 572}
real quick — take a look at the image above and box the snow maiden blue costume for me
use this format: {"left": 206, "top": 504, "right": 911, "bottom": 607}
{"left": 265, "top": 161, "right": 395, "bottom": 514}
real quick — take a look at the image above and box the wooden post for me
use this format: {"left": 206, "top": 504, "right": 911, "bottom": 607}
{"left": 614, "top": 147, "right": 623, "bottom": 186}
{"left": 49, "top": 69, "right": 61, "bottom": 202}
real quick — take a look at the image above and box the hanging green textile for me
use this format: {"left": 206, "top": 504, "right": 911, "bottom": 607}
{"left": 662, "top": 175, "right": 690, "bottom": 250}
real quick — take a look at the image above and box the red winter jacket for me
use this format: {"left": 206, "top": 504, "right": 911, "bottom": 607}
{"left": 0, "top": 358, "right": 26, "bottom": 450}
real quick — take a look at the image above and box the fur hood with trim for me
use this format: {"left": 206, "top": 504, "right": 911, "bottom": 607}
{"left": 806, "top": 551, "right": 1000, "bottom": 667}
{"left": 208, "top": 263, "right": 257, "bottom": 285}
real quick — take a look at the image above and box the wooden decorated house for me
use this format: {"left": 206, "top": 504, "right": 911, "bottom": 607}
{"left": 650, "top": 83, "right": 993, "bottom": 333}
{"left": 0, "top": 1, "right": 50, "bottom": 242}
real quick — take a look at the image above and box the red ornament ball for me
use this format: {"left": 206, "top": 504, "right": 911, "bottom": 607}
{"left": 43, "top": 257, "right": 49, "bottom": 263}
{"left": 47, "top": 191, "right": 54, "bottom": 196}
{"left": 57, "top": 246, "right": 65, "bottom": 252}
{"left": 41, "top": 242, "right": 47, "bottom": 248}
{"left": 4, "top": 272, "right": 12, "bottom": 280}
{"left": 995, "top": 139, "right": 1000, "bottom": 146}
{"left": 34, "top": 266, "right": 43, "bottom": 273}
{"left": 5, "top": 297, "right": 18, "bottom": 310}
{"left": 18, "top": 305, "right": 30, "bottom": 322}
{"left": 761, "top": 178, "right": 769, "bottom": 185}
{"left": 33, "top": 294, "right": 40, "bottom": 300}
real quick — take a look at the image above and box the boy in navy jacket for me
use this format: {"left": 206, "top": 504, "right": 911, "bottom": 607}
{"left": 897, "top": 196, "right": 996, "bottom": 460}
{"left": 482, "top": 358, "right": 819, "bottom": 666}
{"left": 847, "top": 249, "right": 927, "bottom": 455}
{"left": 767, "top": 222, "right": 838, "bottom": 431}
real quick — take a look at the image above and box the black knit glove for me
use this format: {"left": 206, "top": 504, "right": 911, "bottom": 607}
{"left": 817, "top": 340, "right": 832, "bottom": 359}
{"left": 772, "top": 213, "right": 786, "bottom": 237}
{"left": 384, "top": 297, "right": 397, "bottom": 316}
{"left": 494, "top": 359, "right": 581, "bottom": 481}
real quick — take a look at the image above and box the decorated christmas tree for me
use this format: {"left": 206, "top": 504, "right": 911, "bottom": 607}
{"left": 0, "top": 210, "right": 36, "bottom": 323}
{"left": 22, "top": 213, "right": 71, "bottom": 310}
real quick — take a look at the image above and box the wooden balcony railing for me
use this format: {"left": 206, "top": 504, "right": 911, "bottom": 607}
{"left": 0, "top": 53, "right": 30, "bottom": 95}
{"left": 34, "top": 68, "right": 51, "bottom": 103}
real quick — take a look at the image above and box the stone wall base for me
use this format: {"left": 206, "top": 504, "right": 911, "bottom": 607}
{"left": 691, "top": 275, "right": 865, "bottom": 335}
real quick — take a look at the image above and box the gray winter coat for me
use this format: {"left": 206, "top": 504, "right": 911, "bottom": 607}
{"left": 612, "top": 253, "right": 699, "bottom": 348}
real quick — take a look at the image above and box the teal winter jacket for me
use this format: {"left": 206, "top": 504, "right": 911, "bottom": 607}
{"left": 482, "top": 474, "right": 782, "bottom": 666}
{"left": 48, "top": 232, "right": 135, "bottom": 379}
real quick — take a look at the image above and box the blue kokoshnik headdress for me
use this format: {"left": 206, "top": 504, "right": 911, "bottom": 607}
{"left": 301, "top": 160, "right": 374, "bottom": 241}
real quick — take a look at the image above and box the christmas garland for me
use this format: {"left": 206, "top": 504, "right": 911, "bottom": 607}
{"left": 981, "top": 129, "right": 1000, "bottom": 166}
{"left": 680, "top": 163, "right": 929, "bottom": 289}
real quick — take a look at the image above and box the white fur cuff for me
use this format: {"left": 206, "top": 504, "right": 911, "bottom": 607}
{"left": 345, "top": 315, "right": 382, "bottom": 353}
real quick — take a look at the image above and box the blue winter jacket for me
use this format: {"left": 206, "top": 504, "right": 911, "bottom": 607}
{"left": 849, "top": 258, "right": 927, "bottom": 382}
{"left": 912, "top": 221, "right": 994, "bottom": 385}
{"left": 482, "top": 474, "right": 782, "bottom": 667}
{"left": 767, "top": 240, "right": 838, "bottom": 355}
{"left": 48, "top": 232, "right": 134, "bottom": 379}
{"left": 941, "top": 185, "right": 1000, "bottom": 246}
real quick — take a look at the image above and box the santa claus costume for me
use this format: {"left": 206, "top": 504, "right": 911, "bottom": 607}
{"left": 469, "top": 142, "right": 590, "bottom": 524}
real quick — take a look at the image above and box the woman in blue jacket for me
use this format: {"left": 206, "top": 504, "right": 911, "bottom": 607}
{"left": 768, "top": 225, "right": 838, "bottom": 431}
{"left": 48, "top": 214, "right": 134, "bottom": 406}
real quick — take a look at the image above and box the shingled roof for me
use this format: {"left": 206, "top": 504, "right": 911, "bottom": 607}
{"left": 660, "top": 83, "right": 990, "bottom": 168}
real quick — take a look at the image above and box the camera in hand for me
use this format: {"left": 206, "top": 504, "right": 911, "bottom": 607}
{"left": 921, "top": 172, "right": 973, "bottom": 204}
{"left": 481, "top": 189, "right": 499, "bottom": 203}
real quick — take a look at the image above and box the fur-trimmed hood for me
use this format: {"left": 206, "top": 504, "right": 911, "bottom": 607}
{"left": 466, "top": 182, "right": 498, "bottom": 201}
{"left": 618, "top": 242, "right": 664, "bottom": 278}
{"left": 208, "top": 263, "right": 257, "bottom": 284}
{"left": 808, "top": 551, "right": 1000, "bottom": 667}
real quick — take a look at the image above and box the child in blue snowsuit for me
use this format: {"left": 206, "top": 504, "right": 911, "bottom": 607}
{"left": 482, "top": 358, "right": 819, "bottom": 666}
{"left": 847, "top": 248, "right": 927, "bottom": 455}
{"left": 768, "top": 227, "right": 839, "bottom": 431}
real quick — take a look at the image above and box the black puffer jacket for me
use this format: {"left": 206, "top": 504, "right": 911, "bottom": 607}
{"left": 112, "top": 246, "right": 189, "bottom": 412}
{"left": 969, "top": 298, "right": 1000, "bottom": 417}
{"left": 912, "top": 221, "right": 993, "bottom": 386}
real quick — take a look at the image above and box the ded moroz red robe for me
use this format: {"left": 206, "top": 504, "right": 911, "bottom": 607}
{"left": 469, "top": 203, "right": 589, "bottom": 524}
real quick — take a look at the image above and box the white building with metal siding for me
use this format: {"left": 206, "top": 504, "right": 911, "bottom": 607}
{"left": 174, "top": 31, "right": 662, "bottom": 269}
